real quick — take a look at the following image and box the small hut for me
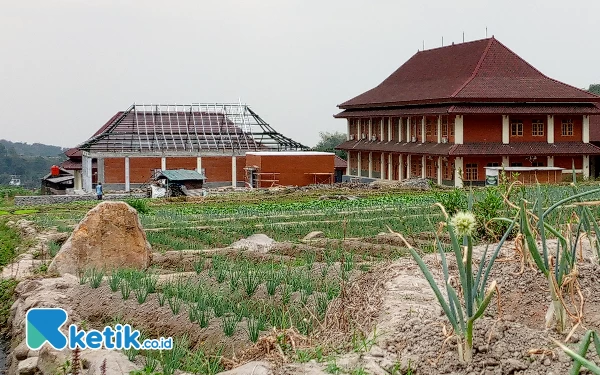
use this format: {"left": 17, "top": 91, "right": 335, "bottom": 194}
{"left": 41, "top": 166, "right": 74, "bottom": 195}
{"left": 154, "top": 169, "right": 206, "bottom": 197}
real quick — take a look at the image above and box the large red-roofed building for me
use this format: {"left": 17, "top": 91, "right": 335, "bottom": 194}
{"left": 335, "top": 37, "right": 600, "bottom": 186}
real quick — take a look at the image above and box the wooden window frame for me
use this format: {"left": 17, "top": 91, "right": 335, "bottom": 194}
{"left": 465, "top": 163, "right": 478, "bottom": 181}
{"left": 532, "top": 161, "right": 545, "bottom": 167}
{"left": 561, "top": 119, "right": 574, "bottom": 136}
{"left": 511, "top": 121, "right": 523, "bottom": 136}
{"left": 532, "top": 120, "right": 544, "bottom": 136}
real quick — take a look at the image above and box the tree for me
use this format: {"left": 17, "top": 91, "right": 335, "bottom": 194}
{"left": 588, "top": 84, "right": 600, "bottom": 96}
{"left": 313, "top": 131, "right": 347, "bottom": 159}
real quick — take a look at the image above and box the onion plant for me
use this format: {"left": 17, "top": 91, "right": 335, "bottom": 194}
{"left": 108, "top": 270, "right": 122, "bottom": 292}
{"left": 553, "top": 330, "right": 600, "bottom": 375}
{"left": 390, "top": 203, "right": 514, "bottom": 363}
{"left": 88, "top": 268, "right": 105, "bottom": 289}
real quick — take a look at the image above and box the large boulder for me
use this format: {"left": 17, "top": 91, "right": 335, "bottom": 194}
{"left": 48, "top": 201, "right": 152, "bottom": 276}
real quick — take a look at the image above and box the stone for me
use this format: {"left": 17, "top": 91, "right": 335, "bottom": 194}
{"left": 231, "top": 234, "right": 275, "bottom": 253}
{"left": 48, "top": 201, "right": 152, "bottom": 276}
{"left": 17, "top": 357, "right": 39, "bottom": 375}
{"left": 369, "top": 345, "right": 385, "bottom": 358}
{"left": 303, "top": 231, "right": 325, "bottom": 241}
{"left": 13, "top": 341, "right": 29, "bottom": 360}
{"left": 216, "top": 361, "right": 272, "bottom": 375}
{"left": 85, "top": 349, "right": 140, "bottom": 375}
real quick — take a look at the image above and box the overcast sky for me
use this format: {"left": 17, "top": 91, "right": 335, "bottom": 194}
{"left": 1, "top": 0, "right": 599, "bottom": 149}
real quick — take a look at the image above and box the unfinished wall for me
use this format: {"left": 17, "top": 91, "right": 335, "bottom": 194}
{"left": 246, "top": 154, "right": 335, "bottom": 187}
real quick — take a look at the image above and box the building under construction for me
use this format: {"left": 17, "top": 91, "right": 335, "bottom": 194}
{"left": 62, "top": 103, "right": 310, "bottom": 191}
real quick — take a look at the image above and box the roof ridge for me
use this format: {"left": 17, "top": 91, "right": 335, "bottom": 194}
{"left": 451, "top": 38, "right": 495, "bottom": 98}
{"left": 415, "top": 37, "right": 493, "bottom": 54}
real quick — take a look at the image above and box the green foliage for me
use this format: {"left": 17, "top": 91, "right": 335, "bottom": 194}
{"left": 553, "top": 330, "right": 600, "bottom": 374}
{"left": 125, "top": 199, "right": 150, "bottom": 214}
{"left": 313, "top": 131, "right": 347, "bottom": 159}
{"left": 0, "top": 220, "right": 21, "bottom": 268}
{"left": 435, "top": 189, "right": 467, "bottom": 215}
{"left": 588, "top": 84, "right": 600, "bottom": 96}
{"left": 0, "top": 278, "right": 18, "bottom": 333}
{"left": 0, "top": 139, "right": 66, "bottom": 187}
{"left": 472, "top": 187, "right": 508, "bottom": 239}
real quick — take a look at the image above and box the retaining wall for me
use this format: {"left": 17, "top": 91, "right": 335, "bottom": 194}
{"left": 14, "top": 193, "right": 146, "bottom": 206}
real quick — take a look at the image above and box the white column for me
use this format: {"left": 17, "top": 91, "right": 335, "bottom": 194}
{"left": 583, "top": 155, "right": 590, "bottom": 178}
{"left": 380, "top": 119, "right": 385, "bottom": 141}
{"left": 357, "top": 152, "right": 362, "bottom": 177}
{"left": 388, "top": 118, "right": 393, "bottom": 142}
{"left": 406, "top": 155, "right": 411, "bottom": 178}
{"left": 421, "top": 155, "right": 426, "bottom": 178}
{"left": 380, "top": 153, "right": 385, "bottom": 179}
{"left": 437, "top": 116, "right": 442, "bottom": 143}
{"left": 455, "top": 115, "right": 464, "bottom": 144}
{"left": 368, "top": 152, "right": 373, "bottom": 178}
{"left": 74, "top": 171, "right": 82, "bottom": 190}
{"left": 398, "top": 119, "right": 402, "bottom": 142}
{"left": 388, "top": 154, "right": 393, "bottom": 180}
{"left": 398, "top": 154, "right": 404, "bottom": 181}
{"left": 196, "top": 157, "right": 202, "bottom": 173}
{"left": 502, "top": 115, "right": 510, "bottom": 144}
{"left": 406, "top": 118, "right": 411, "bottom": 142}
{"left": 231, "top": 156, "right": 237, "bottom": 187}
{"left": 454, "top": 157, "right": 464, "bottom": 188}
{"left": 368, "top": 119, "right": 373, "bottom": 140}
{"left": 421, "top": 117, "right": 426, "bottom": 143}
{"left": 502, "top": 156, "right": 510, "bottom": 167}
{"left": 547, "top": 155, "right": 554, "bottom": 167}
{"left": 97, "top": 158, "right": 105, "bottom": 184}
{"left": 437, "top": 156, "right": 443, "bottom": 185}
{"left": 547, "top": 115, "right": 554, "bottom": 144}
{"left": 358, "top": 121, "right": 362, "bottom": 139}
{"left": 161, "top": 157, "right": 166, "bottom": 170}
{"left": 347, "top": 120, "right": 351, "bottom": 141}
{"left": 124, "top": 156, "right": 130, "bottom": 192}
{"left": 346, "top": 152, "right": 351, "bottom": 175}
{"left": 583, "top": 115, "right": 590, "bottom": 143}
{"left": 82, "top": 154, "right": 92, "bottom": 193}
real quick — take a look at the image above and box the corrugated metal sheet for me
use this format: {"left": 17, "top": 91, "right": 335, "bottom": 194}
{"left": 157, "top": 169, "right": 206, "bottom": 181}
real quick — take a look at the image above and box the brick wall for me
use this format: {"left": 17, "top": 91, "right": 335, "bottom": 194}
{"left": 247, "top": 154, "right": 335, "bottom": 187}
{"left": 464, "top": 115, "right": 503, "bottom": 143}
{"left": 554, "top": 115, "right": 583, "bottom": 142}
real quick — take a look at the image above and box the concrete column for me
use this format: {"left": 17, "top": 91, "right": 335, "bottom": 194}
{"left": 421, "top": 155, "right": 426, "bottom": 178}
{"left": 583, "top": 155, "right": 590, "bottom": 178}
{"left": 437, "top": 156, "right": 443, "bottom": 185}
{"left": 74, "top": 171, "right": 82, "bottom": 190}
{"left": 97, "top": 158, "right": 105, "bottom": 184}
{"left": 398, "top": 154, "right": 403, "bottom": 181}
{"left": 347, "top": 152, "right": 351, "bottom": 175}
{"left": 583, "top": 115, "right": 590, "bottom": 143}
{"left": 547, "top": 115, "right": 554, "bottom": 144}
{"left": 82, "top": 155, "right": 92, "bottom": 193}
{"left": 454, "top": 157, "right": 464, "bottom": 188}
{"left": 357, "top": 152, "right": 362, "bottom": 177}
{"left": 231, "top": 156, "right": 237, "bottom": 187}
{"left": 421, "top": 117, "right": 426, "bottom": 143}
{"left": 502, "top": 156, "right": 510, "bottom": 167}
{"left": 380, "top": 153, "right": 385, "bottom": 179}
{"left": 368, "top": 152, "right": 373, "bottom": 178}
{"left": 388, "top": 118, "right": 393, "bottom": 142}
{"left": 196, "top": 157, "right": 202, "bottom": 173}
{"left": 368, "top": 119, "right": 373, "bottom": 140}
{"left": 437, "top": 116, "right": 442, "bottom": 143}
{"left": 161, "top": 157, "right": 166, "bottom": 170}
{"left": 380, "top": 118, "right": 385, "bottom": 141}
{"left": 406, "top": 155, "right": 411, "bottom": 178}
{"left": 502, "top": 115, "right": 510, "bottom": 144}
{"left": 455, "top": 115, "right": 464, "bottom": 144}
{"left": 406, "top": 118, "right": 411, "bottom": 142}
{"left": 124, "top": 156, "right": 130, "bottom": 192}
{"left": 388, "top": 154, "right": 393, "bottom": 180}
{"left": 547, "top": 155, "right": 554, "bottom": 167}
{"left": 398, "top": 119, "right": 402, "bottom": 142}
{"left": 357, "top": 121, "right": 362, "bottom": 139}
{"left": 347, "top": 120, "right": 351, "bottom": 141}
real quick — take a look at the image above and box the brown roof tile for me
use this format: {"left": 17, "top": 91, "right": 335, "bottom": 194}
{"left": 334, "top": 155, "right": 348, "bottom": 168}
{"left": 449, "top": 142, "right": 600, "bottom": 156}
{"left": 340, "top": 38, "right": 600, "bottom": 109}
{"left": 336, "top": 140, "right": 453, "bottom": 155}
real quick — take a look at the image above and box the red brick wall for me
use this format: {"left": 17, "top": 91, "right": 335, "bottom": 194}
{"left": 247, "top": 154, "right": 335, "bottom": 187}
{"left": 508, "top": 116, "right": 548, "bottom": 142}
{"left": 166, "top": 157, "right": 196, "bottom": 170}
{"left": 554, "top": 156, "right": 583, "bottom": 169}
{"left": 554, "top": 116, "right": 583, "bottom": 142}
{"left": 105, "top": 157, "right": 161, "bottom": 184}
{"left": 463, "top": 115, "right": 502, "bottom": 143}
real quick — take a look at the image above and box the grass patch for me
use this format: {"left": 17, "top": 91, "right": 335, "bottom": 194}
{"left": 0, "top": 278, "right": 18, "bottom": 333}
{"left": 13, "top": 209, "right": 39, "bottom": 215}
{"left": 0, "top": 211, "right": 9, "bottom": 216}
{"left": 0, "top": 221, "right": 21, "bottom": 268}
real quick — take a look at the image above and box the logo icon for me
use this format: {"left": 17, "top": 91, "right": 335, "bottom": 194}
{"left": 26, "top": 308, "right": 68, "bottom": 350}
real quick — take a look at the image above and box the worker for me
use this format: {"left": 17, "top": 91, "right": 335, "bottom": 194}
{"left": 96, "top": 182, "right": 103, "bottom": 200}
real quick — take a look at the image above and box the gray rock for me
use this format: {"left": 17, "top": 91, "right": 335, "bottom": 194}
{"left": 216, "top": 361, "right": 272, "bottom": 375}
{"left": 17, "top": 357, "right": 38, "bottom": 375}
{"left": 303, "top": 231, "right": 325, "bottom": 241}
{"left": 231, "top": 234, "right": 275, "bottom": 253}
{"left": 13, "top": 341, "right": 29, "bottom": 361}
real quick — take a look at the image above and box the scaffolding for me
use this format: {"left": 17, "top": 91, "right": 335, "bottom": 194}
{"left": 78, "top": 103, "right": 308, "bottom": 154}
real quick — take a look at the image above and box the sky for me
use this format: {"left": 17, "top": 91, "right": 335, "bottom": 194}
{"left": 1, "top": 0, "right": 599, "bottom": 149}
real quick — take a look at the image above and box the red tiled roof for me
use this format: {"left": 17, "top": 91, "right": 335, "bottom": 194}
{"left": 340, "top": 38, "right": 600, "bottom": 109}
{"left": 336, "top": 140, "right": 453, "bottom": 155}
{"left": 64, "top": 111, "right": 125, "bottom": 158}
{"left": 334, "top": 104, "right": 600, "bottom": 118}
{"left": 334, "top": 155, "right": 348, "bottom": 169}
{"left": 60, "top": 160, "right": 97, "bottom": 170}
{"left": 449, "top": 142, "right": 600, "bottom": 156}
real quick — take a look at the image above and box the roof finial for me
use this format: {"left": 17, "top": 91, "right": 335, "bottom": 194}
{"left": 442, "top": 36, "right": 444, "bottom": 47}
{"left": 423, "top": 40, "right": 425, "bottom": 50}
{"left": 462, "top": 32, "right": 465, "bottom": 43}
{"left": 486, "top": 27, "right": 488, "bottom": 38}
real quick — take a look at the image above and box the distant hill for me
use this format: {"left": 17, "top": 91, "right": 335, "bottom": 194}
{"left": 0, "top": 140, "right": 67, "bottom": 188}
{"left": 589, "top": 84, "right": 600, "bottom": 96}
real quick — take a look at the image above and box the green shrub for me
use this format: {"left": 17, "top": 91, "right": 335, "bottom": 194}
{"left": 125, "top": 199, "right": 150, "bottom": 214}
{"left": 435, "top": 189, "right": 467, "bottom": 215}
{"left": 0, "top": 279, "right": 18, "bottom": 333}
{"left": 0, "top": 221, "right": 20, "bottom": 268}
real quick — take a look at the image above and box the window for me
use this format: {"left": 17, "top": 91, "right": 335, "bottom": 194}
{"left": 433, "top": 121, "right": 438, "bottom": 136}
{"left": 532, "top": 162, "right": 545, "bottom": 167}
{"left": 486, "top": 162, "right": 500, "bottom": 167}
{"left": 511, "top": 121, "right": 523, "bottom": 136}
{"left": 562, "top": 119, "right": 574, "bottom": 136}
{"left": 532, "top": 120, "right": 544, "bottom": 136}
{"left": 465, "top": 164, "right": 478, "bottom": 181}
{"left": 442, "top": 117, "right": 448, "bottom": 137}
{"left": 511, "top": 162, "right": 523, "bottom": 167}
{"left": 450, "top": 117, "right": 455, "bottom": 136}
{"left": 443, "top": 161, "right": 454, "bottom": 180}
